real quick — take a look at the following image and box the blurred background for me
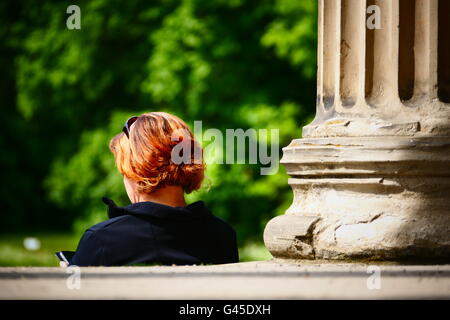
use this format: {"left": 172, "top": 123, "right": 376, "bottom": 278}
{"left": 0, "top": 0, "right": 317, "bottom": 266}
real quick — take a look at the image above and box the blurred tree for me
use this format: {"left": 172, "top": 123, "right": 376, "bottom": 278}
{"left": 0, "top": 0, "right": 317, "bottom": 248}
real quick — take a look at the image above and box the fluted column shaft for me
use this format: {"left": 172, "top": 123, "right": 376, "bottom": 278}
{"left": 306, "top": 0, "right": 449, "bottom": 138}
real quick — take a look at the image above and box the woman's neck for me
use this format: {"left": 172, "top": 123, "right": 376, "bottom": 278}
{"left": 133, "top": 185, "right": 187, "bottom": 207}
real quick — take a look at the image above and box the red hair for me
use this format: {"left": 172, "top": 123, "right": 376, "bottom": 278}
{"left": 109, "top": 112, "right": 204, "bottom": 194}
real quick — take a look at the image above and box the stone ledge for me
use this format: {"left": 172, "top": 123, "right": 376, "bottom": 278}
{"left": 1, "top": 260, "right": 449, "bottom": 299}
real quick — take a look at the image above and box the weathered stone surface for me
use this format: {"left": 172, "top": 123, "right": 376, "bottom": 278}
{"left": 264, "top": 215, "right": 319, "bottom": 259}
{"left": 1, "top": 261, "right": 449, "bottom": 299}
{"left": 271, "top": 136, "right": 450, "bottom": 260}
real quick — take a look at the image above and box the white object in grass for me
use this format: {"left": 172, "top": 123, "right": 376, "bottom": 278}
{"left": 23, "top": 237, "right": 41, "bottom": 251}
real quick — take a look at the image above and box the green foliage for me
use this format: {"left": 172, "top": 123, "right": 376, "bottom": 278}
{"left": 262, "top": 0, "right": 317, "bottom": 78}
{"left": 0, "top": 0, "right": 317, "bottom": 253}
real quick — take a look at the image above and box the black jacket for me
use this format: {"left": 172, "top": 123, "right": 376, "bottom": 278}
{"left": 70, "top": 197, "right": 239, "bottom": 266}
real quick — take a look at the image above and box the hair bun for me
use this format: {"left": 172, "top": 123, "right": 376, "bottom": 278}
{"left": 109, "top": 112, "right": 205, "bottom": 194}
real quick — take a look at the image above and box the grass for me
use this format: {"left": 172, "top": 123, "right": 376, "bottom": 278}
{"left": 238, "top": 242, "right": 272, "bottom": 262}
{"left": 0, "top": 233, "right": 79, "bottom": 267}
{"left": 0, "top": 233, "right": 272, "bottom": 266}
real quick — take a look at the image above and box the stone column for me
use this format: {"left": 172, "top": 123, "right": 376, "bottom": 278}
{"left": 264, "top": 0, "right": 450, "bottom": 261}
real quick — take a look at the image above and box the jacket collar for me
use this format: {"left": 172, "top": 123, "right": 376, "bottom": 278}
{"left": 102, "top": 197, "right": 211, "bottom": 220}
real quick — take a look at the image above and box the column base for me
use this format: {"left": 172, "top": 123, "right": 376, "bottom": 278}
{"left": 264, "top": 136, "right": 450, "bottom": 261}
